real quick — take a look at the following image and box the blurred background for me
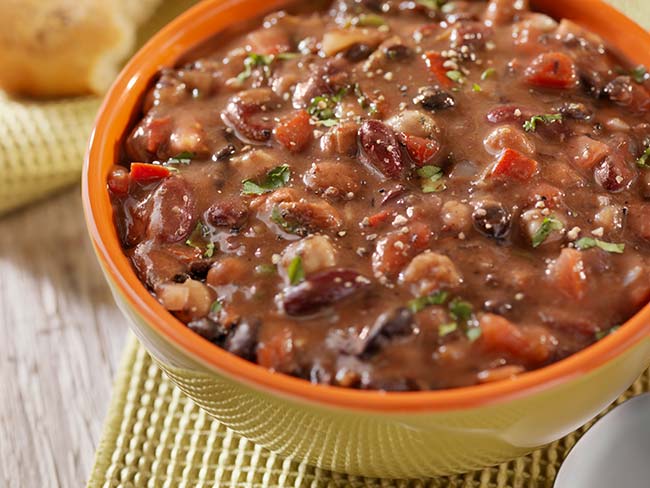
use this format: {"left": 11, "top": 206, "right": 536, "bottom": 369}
{"left": 0, "top": 1, "right": 648, "bottom": 487}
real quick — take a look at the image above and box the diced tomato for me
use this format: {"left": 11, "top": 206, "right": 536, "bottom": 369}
{"left": 479, "top": 314, "right": 553, "bottom": 365}
{"left": 367, "top": 210, "right": 390, "bottom": 227}
{"left": 423, "top": 51, "right": 453, "bottom": 88}
{"left": 524, "top": 52, "right": 577, "bottom": 89}
{"left": 129, "top": 162, "right": 172, "bottom": 182}
{"left": 145, "top": 117, "right": 172, "bottom": 154}
{"left": 401, "top": 134, "right": 441, "bottom": 166}
{"left": 490, "top": 148, "right": 538, "bottom": 181}
{"left": 568, "top": 135, "right": 610, "bottom": 170}
{"left": 274, "top": 110, "right": 312, "bottom": 153}
{"left": 548, "top": 248, "right": 587, "bottom": 300}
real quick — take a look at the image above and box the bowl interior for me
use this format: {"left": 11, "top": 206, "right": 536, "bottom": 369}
{"left": 83, "top": 0, "right": 650, "bottom": 412}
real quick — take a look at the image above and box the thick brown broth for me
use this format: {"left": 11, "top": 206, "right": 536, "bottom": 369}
{"left": 109, "top": 0, "right": 650, "bottom": 390}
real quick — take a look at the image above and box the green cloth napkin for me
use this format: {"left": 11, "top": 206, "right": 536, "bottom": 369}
{"left": 88, "top": 335, "right": 650, "bottom": 488}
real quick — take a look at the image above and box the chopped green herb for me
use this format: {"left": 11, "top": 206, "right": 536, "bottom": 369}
{"left": 416, "top": 165, "right": 446, "bottom": 193}
{"left": 236, "top": 52, "right": 299, "bottom": 83}
{"left": 575, "top": 237, "right": 625, "bottom": 254}
{"left": 242, "top": 164, "right": 291, "bottom": 195}
{"left": 466, "top": 327, "right": 482, "bottom": 342}
{"left": 416, "top": 0, "right": 447, "bottom": 9}
{"left": 523, "top": 113, "right": 563, "bottom": 132}
{"left": 209, "top": 299, "right": 223, "bottom": 314}
{"left": 168, "top": 151, "right": 195, "bottom": 164}
{"left": 531, "top": 216, "right": 563, "bottom": 248}
{"left": 287, "top": 256, "right": 305, "bottom": 285}
{"left": 185, "top": 222, "right": 214, "bottom": 257}
{"left": 439, "top": 322, "right": 458, "bottom": 337}
{"left": 480, "top": 67, "right": 496, "bottom": 80}
{"left": 408, "top": 290, "right": 448, "bottom": 313}
{"left": 308, "top": 88, "right": 348, "bottom": 126}
{"left": 631, "top": 65, "right": 647, "bottom": 83}
{"left": 472, "top": 83, "right": 482, "bottom": 92}
{"left": 595, "top": 325, "right": 620, "bottom": 340}
{"left": 445, "top": 70, "right": 464, "bottom": 83}
{"left": 449, "top": 298, "right": 473, "bottom": 323}
{"left": 637, "top": 146, "right": 650, "bottom": 168}
{"left": 270, "top": 206, "right": 302, "bottom": 235}
{"left": 255, "top": 263, "right": 277, "bottom": 275}
{"left": 352, "top": 14, "right": 386, "bottom": 27}
{"left": 353, "top": 83, "right": 378, "bottom": 115}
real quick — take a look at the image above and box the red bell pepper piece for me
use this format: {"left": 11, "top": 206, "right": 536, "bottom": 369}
{"left": 274, "top": 110, "right": 312, "bottom": 153}
{"left": 491, "top": 148, "right": 538, "bottom": 181}
{"left": 424, "top": 51, "right": 453, "bottom": 88}
{"left": 524, "top": 52, "right": 577, "bottom": 89}
{"left": 400, "top": 134, "right": 441, "bottom": 166}
{"left": 129, "top": 162, "right": 171, "bottom": 182}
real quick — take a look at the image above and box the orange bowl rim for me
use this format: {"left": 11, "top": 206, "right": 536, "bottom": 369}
{"left": 83, "top": 0, "right": 650, "bottom": 413}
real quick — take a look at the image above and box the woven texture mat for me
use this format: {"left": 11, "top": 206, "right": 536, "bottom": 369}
{"left": 87, "top": 335, "right": 650, "bottom": 488}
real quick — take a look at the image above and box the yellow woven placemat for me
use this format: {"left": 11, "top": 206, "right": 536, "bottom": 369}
{"left": 87, "top": 335, "right": 650, "bottom": 488}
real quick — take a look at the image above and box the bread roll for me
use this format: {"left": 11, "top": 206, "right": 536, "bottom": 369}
{"left": 0, "top": 0, "right": 162, "bottom": 97}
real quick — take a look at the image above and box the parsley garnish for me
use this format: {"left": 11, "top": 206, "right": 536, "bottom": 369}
{"left": 185, "top": 222, "right": 215, "bottom": 258}
{"left": 255, "top": 264, "right": 276, "bottom": 275}
{"left": 531, "top": 216, "right": 563, "bottom": 248}
{"left": 449, "top": 298, "right": 473, "bottom": 323}
{"left": 480, "top": 67, "right": 496, "bottom": 80}
{"left": 523, "top": 114, "right": 563, "bottom": 132}
{"left": 637, "top": 146, "right": 650, "bottom": 168}
{"left": 446, "top": 70, "right": 464, "bottom": 83}
{"left": 287, "top": 256, "right": 305, "bottom": 285}
{"left": 236, "top": 52, "right": 299, "bottom": 83}
{"left": 575, "top": 237, "right": 625, "bottom": 254}
{"left": 168, "top": 151, "right": 194, "bottom": 164}
{"left": 348, "top": 14, "right": 385, "bottom": 27}
{"left": 595, "top": 325, "right": 620, "bottom": 340}
{"left": 308, "top": 87, "right": 348, "bottom": 127}
{"left": 472, "top": 83, "right": 482, "bottom": 92}
{"left": 631, "top": 65, "right": 647, "bottom": 83}
{"left": 242, "top": 164, "right": 291, "bottom": 195}
{"left": 416, "top": 165, "right": 446, "bottom": 193}
{"left": 353, "top": 83, "right": 378, "bottom": 115}
{"left": 416, "top": 0, "right": 447, "bottom": 9}
{"left": 439, "top": 322, "right": 458, "bottom": 337}
{"left": 466, "top": 327, "right": 482, "bottom": 342}
{"left": 408, "top": 290, "right": 448, "bottom": 313}
{"left": 209, "top": 299, "right": 223, "bottom": 314}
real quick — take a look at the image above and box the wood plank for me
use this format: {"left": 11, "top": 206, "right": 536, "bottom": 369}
{"left": 0, "top": 188, "right": 126, "bottom": 487}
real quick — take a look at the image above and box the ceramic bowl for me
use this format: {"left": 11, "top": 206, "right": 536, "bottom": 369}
{"left": 83, "top": 0, "right": 650, "bottom": 478}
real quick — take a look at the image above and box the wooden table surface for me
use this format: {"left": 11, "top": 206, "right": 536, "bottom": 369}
{"left": 0, "top": 188, "right": 127, "bottom": 487}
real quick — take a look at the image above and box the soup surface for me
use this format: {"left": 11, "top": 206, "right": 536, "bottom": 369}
{"left": 109, "top": 0, "right": 650, "bottom": 390}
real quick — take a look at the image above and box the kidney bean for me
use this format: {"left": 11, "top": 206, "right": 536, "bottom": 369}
{"left": 358, "top": 120, "right": 405, "bottom": 179}
{"left": 147, "top": 177, "right": 197, "bottom": 243}
{"left": 221, "top": 88, "right": 277, "bottom": 143}
{"left": 594, "top": 154, "right": 635, "bottom": 193}
{"left": 281, "top": 268, "right": 371, "bottom": 316}
{"left": 204, "top": 198, "right": 248, "bottom": 229}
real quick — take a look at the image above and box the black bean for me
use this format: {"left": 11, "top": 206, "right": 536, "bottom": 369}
{"left": 224, "top": 317, "right": 260, "bottom": 360}
{"left": 213, "top": 143, "right": 236, "bottom": 161}
{"left": 414, "top": 88, "right": 456, "bottom": 111}
{"left": 188, "top": 318, "right": 227, "bottom": 343}
{"left": 472, "top": 201, "right": 512, "bottom": 240}
{"left": 384, "top": 44, "right": 413, "bottom": 61}
{"left": 344, "top": 43, "right": 373, "bottom": 62}
{"left": 555, "top": 102, "right": 593, "bottom": 120}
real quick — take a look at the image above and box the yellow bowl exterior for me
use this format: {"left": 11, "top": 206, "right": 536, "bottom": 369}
{"left": 106, "top": 272, "right": 650, "bottom": 478}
